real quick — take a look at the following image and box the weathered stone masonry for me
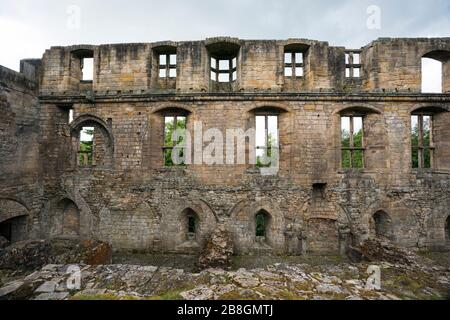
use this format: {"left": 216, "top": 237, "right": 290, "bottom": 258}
{"left": 1, "top": 37, "right": 449, "bottom": 255}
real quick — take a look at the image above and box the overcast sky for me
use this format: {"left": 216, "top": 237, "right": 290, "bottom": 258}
{"left": 0, "top": 0, "right": 449, "bottom": 72}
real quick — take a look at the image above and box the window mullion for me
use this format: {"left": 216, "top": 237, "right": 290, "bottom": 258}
{"left": 291, "top": 53, "right": 295, "bottom": 76}
{"left": 418, "top": 115, "right": 424, "bottom": 168}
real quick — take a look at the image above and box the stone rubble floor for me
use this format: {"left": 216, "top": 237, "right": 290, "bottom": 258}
{"left": 0, "top": 252, "right": 448, "bottom": 300}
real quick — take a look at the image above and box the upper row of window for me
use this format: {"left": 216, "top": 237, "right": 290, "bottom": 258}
{"left": 78, "top": 50, "right": 445, "bottom": 93}
{"left": 155, "top": 50, "right": 362, "bottom": 82}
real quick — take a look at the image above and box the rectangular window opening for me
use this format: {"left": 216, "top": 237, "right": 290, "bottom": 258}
{"left": 81, "top": 58, "right": 94, "bottom": 81}
{"left": 164, "top": 115, "right": 187, "bottom": 167}
{"left": 411, "top": 114, "right": 434, "bottom": 169}
{"left": 159, "top": 53, "right": 177, "bottom": 79}
{"left": 345, "top": 51, "right": 362, "bottom": 79}
{"left": 284, "top": 51, "right": 304, "bottom": 78}
{"left": 79, "top": 127, "right": 94, "bottom": 166}
{"left": 255, "top": 115, "right": 279, "bottom": 168}
{"left": 341, "top": 116, "right": 364, "bottom": 169}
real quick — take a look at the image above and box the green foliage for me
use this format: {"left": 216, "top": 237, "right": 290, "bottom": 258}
{"left": 411, "top": 120, "right": 431, "bottom": 169}
{"left": 255, "top": 213, "right": 266, "bottom": 237}
{"left": 79, "top": 129, "right": 93, "bottom": 166}
{"left": 341, "top": 129, "right": 363, "bottom": 169}
{"left": 164, "top": 118, "right": 186, "bottom": 167}
{"left": 256, "top": 133, "right": 278, "bottom": 168}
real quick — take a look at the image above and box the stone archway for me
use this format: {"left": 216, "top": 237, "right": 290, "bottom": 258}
{"left": 51, "top": 198, "right": 81, "bottom": 238}
{"left": 370, "top": 210, "right": 393, "bottom": 241}
{"left": 0, "top": 199, "right": 29, "bottom": 243}
{"left": 254, "top": 209, "right": 272, "bottom": 246}
{"left": 160, "top": 199, "right": 217, "bottom": 253}
{"left": 70, "top": 115, "right": 114, "bottom": 168}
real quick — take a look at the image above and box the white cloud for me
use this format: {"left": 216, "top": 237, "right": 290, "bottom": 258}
{"left": 0, "top": 0, "right": 449, "bottom": 71}
{"left": 0, "top": 17, "right": 48, "bottom": 70}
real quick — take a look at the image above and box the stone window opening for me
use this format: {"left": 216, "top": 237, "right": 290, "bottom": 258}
{"left": 183, "top": 209, "right": 198, "bottom": 241}
{"left": 345, "top": 51, "right": 362, "bottom": 79}
{"left": 211, "top": 56, "right": 237, "bottom": 83}
{"left": 255, "top": 210, "right": 269, "bottom": 239}
{"left": 421, "top": 50, "right": 450, "bottom": 94}
{"left": 312, "top": 183, "right": 327, "bottom": 201}
{"left": 81, "top": 57, "right": 94, "bottom": 81}
{"left": 370, "top": 211, "right": 392, "bottom": 241}
{"left": 255, "top": 113, "right": 279, "bottom": 168}
{"left": 206, "top": 40, "right": 240, "bottom": 90}
{"left": 70, "top": 49, "right": 94, "bottom": 91}
{"left": 159, "top": 53, "right": 177, "bottom": 79}
{"left": 284, "top": 51, "right": 304, "bottom": 77}
{"left": 341, "top": 115, "right": 364, "bottom": 169}
{"left": 68, "top": 108, "right": 74, "bottom": 124}
{"left": 187, "top": 214, "right": 197, "bottom": 241}
{"left": 411, "top": 113, "right": 434, "bottom": 169}
{"left": 163, "top": 114, "right": 187, "bottom": 167}
{"left": 62, "top": 199, "right": 80, "bottom": 237}
{"left": 78, "top": 127, "right": 94, "bottom": 166}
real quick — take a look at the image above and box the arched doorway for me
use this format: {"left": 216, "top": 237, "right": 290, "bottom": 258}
{"left": 0, "top": 216, "right": 27, "bottom": 243}
{"left": 52, "top": 198, "right": 80, "bottom": 237}
{"left": 255, "top": 209, "right": 271, "bottom": 244}
{"left": 370, "top": 211, "right": 392, "bottom": 240}
{"left": 182, "top": 208, "right": 199, "bottom": 241}
{"left": 0, "top": 199, "right": 29, "bottom": 244}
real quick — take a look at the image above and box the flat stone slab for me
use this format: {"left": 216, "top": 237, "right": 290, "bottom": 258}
{"left": 0, "top": 281, "right": 24, "bottom": 297}
{"left": 33, "top": 292, "right": 69, "bottom": 300}
{"left": 35, "top": 281, "right": 58, "bottom": 293}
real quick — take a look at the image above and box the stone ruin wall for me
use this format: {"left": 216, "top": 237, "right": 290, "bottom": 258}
{"left": 0, "top": 37, "right": 449, "bottom": 255}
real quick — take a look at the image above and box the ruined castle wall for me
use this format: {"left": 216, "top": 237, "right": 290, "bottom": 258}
{"left": 2, "top": 37, "right": 449, "bottom": 254}
{"left": 362, "top": 38, "right": 450, "bottom": 93}
{"left": 0, "top": 65, "right": 41, "bottom": 239}
{"left": 34, "top": 95, "right": 450, "bottom": 253}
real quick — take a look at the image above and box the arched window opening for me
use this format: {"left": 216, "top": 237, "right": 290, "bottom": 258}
{"left": 370, "top": 211, "right": 392, "bottom": 241}
{"left": 0, "top": 199, "right": 29, "bottom": 244}
{"left": 71, "top": 117, "right": 113, "bottom": 169}
{"left": 183, "top": 208, "right": 198, "bottom": 241}
{"left": 79, "top": 127, "right": 94, "bottom": 166}
{"left": 61, "top": 199, "right": 80, "bottom": 237}
{"left": 255, "top": 210, "right": 269, "bottom": 238}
